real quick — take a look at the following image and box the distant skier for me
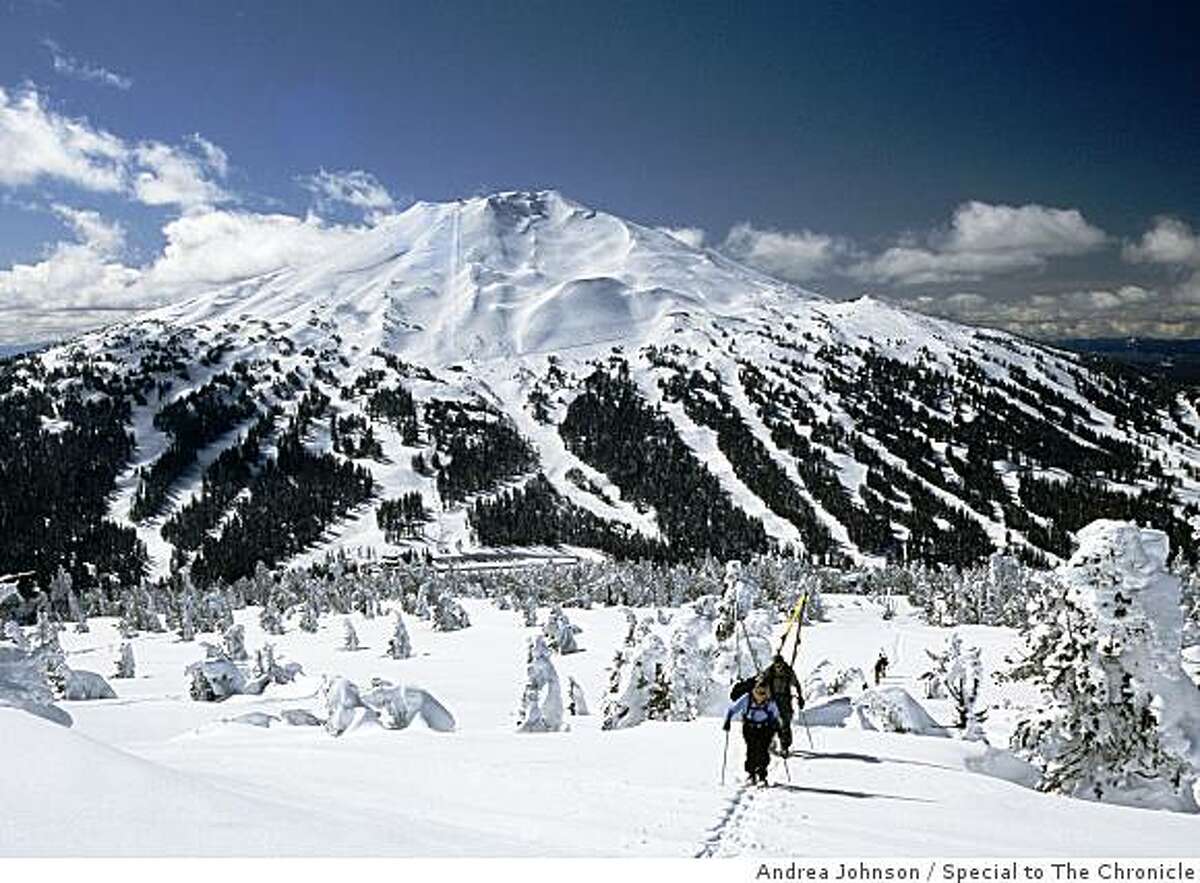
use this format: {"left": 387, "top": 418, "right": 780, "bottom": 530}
{"left": 763, "top": 653, "right": 804, "bottom": 755}
{"left": 874, "top": 650, "right": 890, "bottom": 685}
{"left": 723, "top": 679, "right": 781, "bottom": 786}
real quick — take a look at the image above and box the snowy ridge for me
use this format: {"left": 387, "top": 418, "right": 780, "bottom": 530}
{"left": 9, "top": 189, "right": 1200, "bottom": 576}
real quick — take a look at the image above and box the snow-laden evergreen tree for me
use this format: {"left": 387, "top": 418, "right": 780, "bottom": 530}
{"left": 602, "top": 629, "right": 668, "bottom": 730}
{"left": 298, "top": 598, "right": 319, "bottom": 633}
{"left": 222, "top": 623, "right": 248, "bottom": 661}
{"left": 114, "top": 642, "right": 135, "bottom": 679}
{"left": 922, "top": 633, "right": 988, "bottom": 737}
{"left": 542, "top": 604, "right": 581, "bottom": 654}
{"left": 521, "top": 595, "right": 538, "bottom": 627}
{"left": 36, "top": 614, "right": 69, "bottom": 699}
{"left": 48, "top": 565, "right": 71, "bottom": 620}
{"left": 431, "top": 592, "right": 470, "bottom": 632}
{"left": 67, "top": 584, "right": 88, "bottom": 634}
{"left": 387, "top": 612, "right": 412, "bottom": 659}
{"left": 948, "top": 643, "right": 987, "bottom": 742}
{"left": 35, "top": 608, "right": 58, "bottom": 648}
{"left": 0, "top": 638, "right": 72, "bottom": 726}
{"left": 665, "top": 612, "right": 718, "bottom": 721}
{"left": 178, "top": 580, "right": 196, "bottom": 642}
{"left": 409, "top": 582, "right": 432, "bottom": 620}
{"left": 322, "top": 676, "right": 374, "bottom": 736}
{"left": 567, "top": 676, "right": 589, "bottom": 716}
{"left": 715, "top": 560, "right": 759, "bottom": 642}
{"left": 118, "top": 587, "right": 140, "bottom": 639}
{"left": 206, "top": 587, "right": 235, "bottom": 633}
{"left": 516, "top": 635, "right": 564, "bottom": 732}
{"left": 260, "top": 593, "right": 285, "bottom": 635}
{"left": 1009, "top": 520, "right": 1200, "bottom": 811}
{"left": 1178, "top": 559, "right": 1200, "bottom": 648}
{"left": 249, "top": 642, "right": 303, "bottom": 687}
{"left": 2, "top": 620, "right": 29, "bottom": 651}
{"left": 342, "top": 618, "right": 360, "bottom": 651}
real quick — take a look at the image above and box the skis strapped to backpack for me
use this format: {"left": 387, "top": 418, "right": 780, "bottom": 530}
{"left": 775, "top": 593, "right": 808, "bottom": 661}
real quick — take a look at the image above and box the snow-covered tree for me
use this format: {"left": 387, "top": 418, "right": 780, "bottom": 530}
{"left": 602, "top": 629, "right": 668, "bottom": 730}
{"left": 521, "top": 595, "right": 538, "bottom": 627}
{"left": 387, "top": 612, "right": 412, "bottom": 660}
{"left": 178, "top": 589, "right": 196, "bottom": 642}
{"left": 715, "top": 560, "right": 759, "bottom": 642}
{"left": 260, "top": 595, "right": 285, "bottom": 635}
{"left": 2, "top": 620, "right": 28, "bottom": 651}
{"left": 35, "top": 612, "right": 69, "bottom": 699}
{"left": 321, "top": 676, "right": 377, "bottom": 736}
{"left": 517, "top": 636, "right": 564, "bottom": 732}
{"left": 665, "top": 613, "right": 717, "bottom": 721}
{"left": 298, "top": 598, "right": 319, "bottom": 633}
{"left": 1009, "top": 520, "right": 1200, "bottom": 811}
{"left": 431, "top": 593, "right": 470, "bottom": 632}
{"left": 48, "top": 565, "right": 71, "bottom": 620}
{"left": 222, "top": 624, "right": 248, "bottom": 661}
{"left": 114, "top": 642, "right": 135, "bottom": 679}
{"left": 342, "top": 619, "right": 360, "bottom": 651}
{"left": 567, "top": 676, "right": 589, "bottom": 716}
{"left": 922, "top": 633, "right": 988, "bottom": 737}
{"left": 251, "top": 643, "right": 302, "bottom": 687}
{"left": 542, "top": 604, "right": 581, "bottom": 654}
{"left": 0, "top": 641, "right": 72, "bottom": 726}
{"left": 67, "top": 583, "right": 88, "bottom": 634}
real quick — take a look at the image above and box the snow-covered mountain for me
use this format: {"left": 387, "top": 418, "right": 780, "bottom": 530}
{"left": 4, "top": 189, "right": 1200, "bottom": 591}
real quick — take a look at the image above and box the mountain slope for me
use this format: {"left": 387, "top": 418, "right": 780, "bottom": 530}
{"left": 3, "top": 190, "right": 1200, "bottom": 595}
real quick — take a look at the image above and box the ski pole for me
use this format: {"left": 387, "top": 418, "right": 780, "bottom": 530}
{"left": 740, "top": 619, "right": 762, "bottom": 672}
{"left": 799, "top": 706, "right": 814, "bottom": 751}
{"left": 720, "top": 727, "right": 730, "bottom": 786}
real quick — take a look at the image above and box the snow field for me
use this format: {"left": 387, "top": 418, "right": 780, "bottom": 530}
{"left": 5, "top": 593, "right": 1200, "bottom": 856}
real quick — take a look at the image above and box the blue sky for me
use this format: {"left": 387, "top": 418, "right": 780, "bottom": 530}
{"left": 1, "top": 0, "right": 1198, "bottom": 342}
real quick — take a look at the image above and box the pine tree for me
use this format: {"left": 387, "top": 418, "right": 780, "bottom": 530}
{"left": 516, "top": 636, "right": 564, "bottom": 732}
{"left": 342, "top": 618, "right": 360, "bottom": 651}
{"left": 222, "top": 623, "right": 248, "bottom": 661}
{"left": 567, "top": 676, "right": 589, "bottom": 716}
{"left": 114, "top": 642, "right": 135, "bottom": 679}
{"left": 386, "top": 612, "right": 412, "bottom": 659}
{"left": 1008, "top": 521, "right": 1200, "bottom": 810}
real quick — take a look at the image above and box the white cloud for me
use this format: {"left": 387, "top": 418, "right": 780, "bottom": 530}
{"left": 721, "top": 223, "right": 853, "bottom": 281}
{"left": 897, "top": 285, "right": 1167, "bottom": 338}
{"left": 1123, "top": 217, "right": 1200, "bottom": 268}
{"left": 132, "top": 140, "right": 231, "bottom": 209}
{"left": 855, "top": 201, "right": 1107, "bottom": 285}
{"left": 0, "top": 86, "right": 126, "bottom": 192}
{"left": 43, "top": 38, "right": 133, "bottom": 91}
{"left": 298, "top": 168, "right": 394, "bottom": 219}
{"left": 0, "top": 205, "right": 142, "bottom": 333}
{"left": 50, "top": 203, "right": 125, "bottom": 254}
{"left": 945, "top": 201, "right": 1105, "bottom": 256}
{"left": 188, "top": 134, "right": 229, "bottom": 179}
{"left": 139, "top": 209, "right": 362, "bottom": 293}
{"left": 0, "top": 203, "right": 367, "bottom": 342}
{"left": 0, "top": 86, "right": 230, "bottom": 209}
{"left": 656, "top": 226, "right": 706, "bottom": 249}
{"left": 0, "top": 85, "right": 231, "bottom": 209}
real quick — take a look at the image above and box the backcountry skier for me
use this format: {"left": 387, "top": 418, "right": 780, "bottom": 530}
{"left": 723, "top": 679, "right": 781, "bottom": 785}
{"left": 763, "top": 653, "right": 804, "bottom": 754}
{"left": 874, "top": 650, "right": 889, "bottom": 685}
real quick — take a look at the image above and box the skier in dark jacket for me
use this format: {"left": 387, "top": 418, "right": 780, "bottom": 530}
{"left": 874, "top": 650, "right": 889, "bottom": 685}
{"left": 724, "top": 679, "right": 781, "bottom": 785}
{"left": 763, "top": 653, "right": 804, "bottom": 755}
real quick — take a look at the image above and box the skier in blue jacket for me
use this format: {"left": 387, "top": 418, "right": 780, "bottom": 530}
{"left": 724, "top": 679, "right": 781, "bottom": 785}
